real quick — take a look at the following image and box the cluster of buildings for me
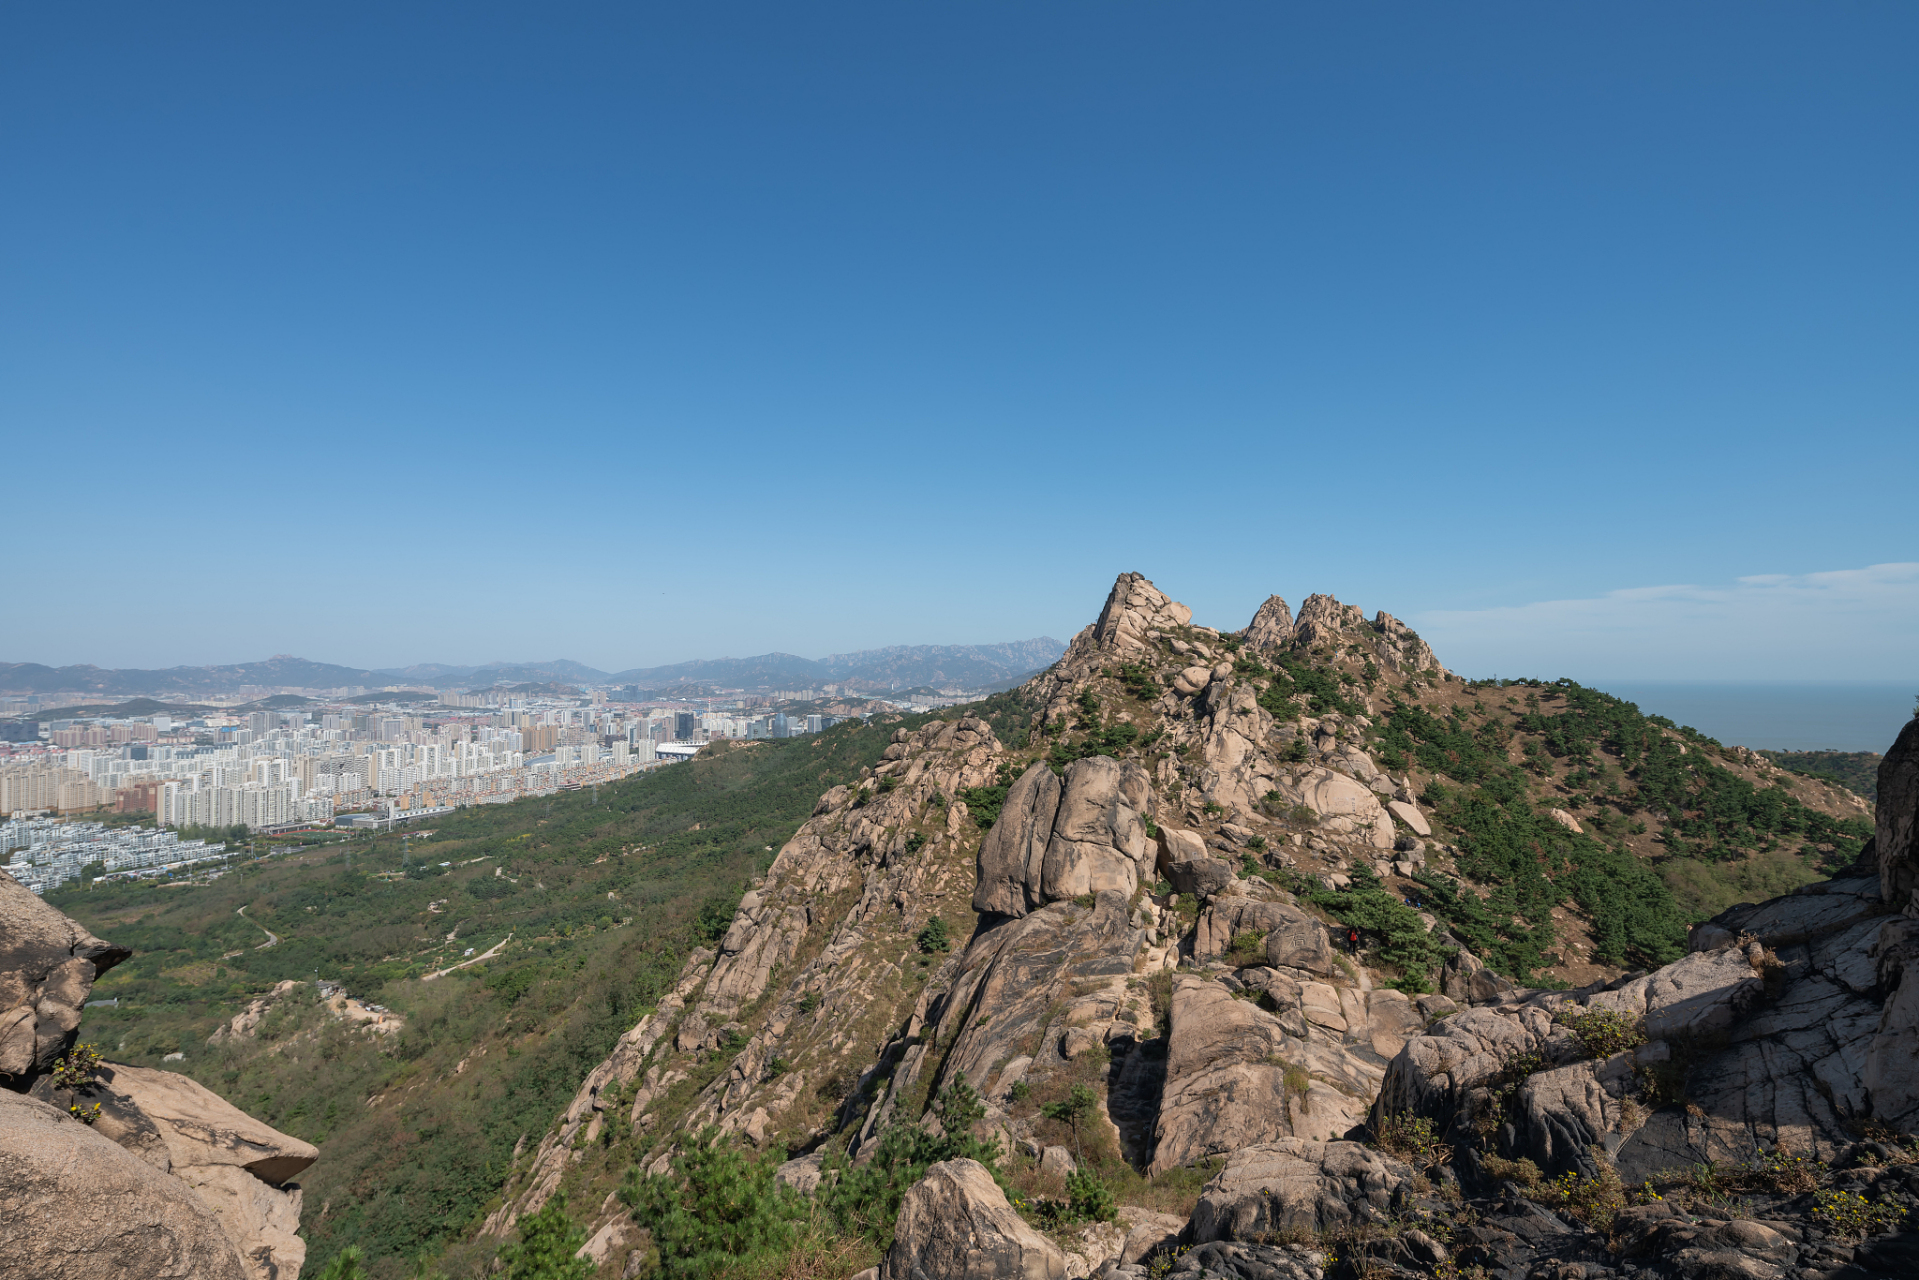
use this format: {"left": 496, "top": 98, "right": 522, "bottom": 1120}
{"left": 0, "top": 687, "right": 863, "bottom": 849}
{"left": 2, "top": 814, "right": 229, "bottom": 895}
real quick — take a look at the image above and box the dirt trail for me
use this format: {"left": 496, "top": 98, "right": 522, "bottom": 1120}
{"left": 237, "top": 905, "right": 279, "bottom": 949}
{"left": 422, "top": 933, "right": 512, "bottom": 982}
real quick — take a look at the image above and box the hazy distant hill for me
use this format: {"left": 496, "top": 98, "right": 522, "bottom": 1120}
{"left": 606, "top": 637, "right": 1066, "bottom": 692}
{"left": 0, "top": 656, "right": 383, "bottom": 698}
{"left": 368, "top": 659, "right": 611, "bottom": 685}
{"left": 0, "top": 639, "right": 1065, "bottom": 699}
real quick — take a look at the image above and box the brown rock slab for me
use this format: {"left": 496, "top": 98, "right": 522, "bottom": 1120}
{"left": 1189, "top": 1138, "right": 1417, "bottom": 1240}
{"left": 0, "top": 1088, "right": 248, "bottom": 1280}
{"left": 882, "top": 1158, "right": 1065, "bottom": 1280}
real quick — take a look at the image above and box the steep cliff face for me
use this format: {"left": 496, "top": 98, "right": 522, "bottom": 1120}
{"left": 0, "top": 872, "right": 315, "bottom": 1280}
{"left": 473, "top": 573, "right": 1896, "bottom": 1280}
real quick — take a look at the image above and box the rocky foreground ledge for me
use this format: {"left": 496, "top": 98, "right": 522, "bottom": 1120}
{"left": 0, "top": 870, "right": 315, "bottom": 1280}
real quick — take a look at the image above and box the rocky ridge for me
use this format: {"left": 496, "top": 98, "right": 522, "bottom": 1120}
{"left": 474, "top": 573, "right": 1904, "bottom": 1280}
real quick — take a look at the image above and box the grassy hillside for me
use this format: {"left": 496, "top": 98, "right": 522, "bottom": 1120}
{"left": 1223, "top": 648, "right": 1875, "bottom": 985}
{"left": 49, "top": 716, "right": 927, "bottom": 1279}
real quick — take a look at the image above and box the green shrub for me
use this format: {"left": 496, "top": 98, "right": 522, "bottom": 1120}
{"left": 621, "top": 1129, "right": 805, "bottom": 1280}
{"left": 1810, "top": 1189, "right": 1903, "bottom": 1238}
{"left": 1066, "top": 1165, "right": 1117, "bottom": 1222}
{"left": 497, "top": 1193, "right": 594, "bottom": 1280}
{"left": 52, "top": 1042, "right": 103, "bottom": 1089}
{"left": 1482, "top": 1155, "right": 1542, "bottom": 1188}
{"left": 820, "top": 1073, "right": 1002, "bottom": 1248}
{"left": 1554, "top": 1008, "right": 1647, "bottom": 1059}
{"left": 1225, "top": 930, "right": 1267, "bottom": 967}
{"left": 1533, "top": 1159, "right": 1627, "bottom": 1232}
{"left": 917, "top": 916, "right": 950, "bottom": 954}
{"left": 1113, "top": 663, "right": 1161, "bottom": 700}
{"left": 961, "top": 763, "right": 1023, "bottom": 828}
{"left": 1369, "top": 1112, "right": 1453, "bottom": 1174}
{"left": 309, "top": 1247, "right": 370, "bottom": 1280}
{"left": 1297, "top": 865, "right": 1451, "bottom": 988}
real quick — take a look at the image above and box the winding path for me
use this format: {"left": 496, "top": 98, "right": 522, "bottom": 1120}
{"left": 237, "top": 905, "right": 279, "bottom": 949}
{"left": 422, "top": 932, "right": 513, "bottom": 982}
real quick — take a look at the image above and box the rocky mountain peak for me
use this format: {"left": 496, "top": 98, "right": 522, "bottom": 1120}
{"left": 1241, "top": 594, "right": 1295, "bottom": 652}
{"left": 1088, "top": 571, "right": 1194, "bottom": 655}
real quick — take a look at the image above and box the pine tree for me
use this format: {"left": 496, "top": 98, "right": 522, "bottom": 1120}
{"left": 622, "top": 1127, "right": 805, "bottom": 1279}
{"left": 496, "top": 1193, "right": 594, "bottom": 1280}
{"left": 309, "top": 1248, "right": 369, "bottom": 1280}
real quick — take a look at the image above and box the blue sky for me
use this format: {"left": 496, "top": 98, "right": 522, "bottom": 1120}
{"left": 3, "top": 3, "right": 1915, "bottom": 682}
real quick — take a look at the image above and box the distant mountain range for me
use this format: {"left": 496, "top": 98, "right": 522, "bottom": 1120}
{"left": 0, "top": 638, "right": 1066, "bottom": 701}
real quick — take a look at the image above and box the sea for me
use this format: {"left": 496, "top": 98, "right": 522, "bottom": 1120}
{"left": 1583, "top": 683, "right": 1913, "bottom": 754}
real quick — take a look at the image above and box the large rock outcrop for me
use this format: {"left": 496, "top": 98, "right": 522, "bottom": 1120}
{"left": 0, "top": 1088, "right": 250, "bottom": 1280}
{"left": 1189, "top": 1139, "right": 1418, "bottom": 1240}
{"left": 881, "top": 1158, "right": 1066, "bottom": 1280}
{"left": 975, "top": 757, "right": 1155, "bottom": 918}
{"left": 1090, "top": 574, "right": 1195, "bottom": 656}
{"left": 475, "top": 572, "right": 1910, "bottom": 1280}
{"left": 0, "top": 868, "right": 130, "bottom": 1084}
{"left": 486, "top": 718, "right": 1009, "bottom": 1234}
{"left": 1878, "top": 716, "right": 1919, "bottom": 913}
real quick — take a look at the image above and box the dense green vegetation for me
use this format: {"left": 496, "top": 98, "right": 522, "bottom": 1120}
{"left": 49, "top": 716, "right": 925, "bottom": 1279}
{"left": 1046, "top": 688, "right": 1147, "bottom": 768}
{"left": 1247, "top": 652, "right": 1366, "bottom": 720}
{"left": 1362, "top": 680, "right": 1870, "bottom": 981}
{"left": 1759, "top": 749, "right": 1883, "bottom": 801}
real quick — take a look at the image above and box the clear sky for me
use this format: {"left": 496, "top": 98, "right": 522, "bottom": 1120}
{"left": 4, "top": 3, "right": 1914, "bottom": 683}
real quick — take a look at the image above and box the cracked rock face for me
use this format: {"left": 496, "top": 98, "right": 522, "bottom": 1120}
{"left": 1879, "top": 717, "right": 1919, "bottom": 913}
{"left": 976, "top": 757, "right": 1155, "bottom": 918}
{"left": 1374, "top": 779, "right": 1919, "bottom": 1185}
{"left": 1189, "top": 1138, "right": 1418, "bottom": 1240}
{"left": 90, "top": 1063, "right": 316, "bottom": 1280}
{"left": 487, "top": 716, "right": 1010, "bottom": 1235}
{"left": 1240, "top": 596, "right": 1295, "bottom": 653}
